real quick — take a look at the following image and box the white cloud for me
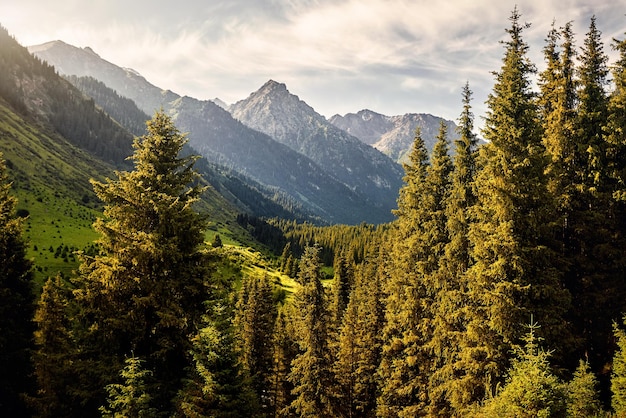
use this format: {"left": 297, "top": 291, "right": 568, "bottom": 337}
{"left": 1, "top": 0, "right": 624, "bottom": 122}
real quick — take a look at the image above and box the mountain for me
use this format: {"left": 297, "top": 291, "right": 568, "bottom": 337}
{"left": 29, "top": 41, "right": 398, "bottom": 224}
{"left": 329, "top": 109, "right": 458, "bottom": 163}
{"left": 64, "top": 74, "right": 316, "bottom": 222}
{"left": 229, "top": 80, "right": 404, "bottom": 214}
{"left": 29, "top": 41, "right": 387, "bottom": 224}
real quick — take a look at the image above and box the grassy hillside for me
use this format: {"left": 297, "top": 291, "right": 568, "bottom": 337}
{"left": 0, "top": 100, "right": 109, "bottom": 281}
{"left": 0, "top": 100, "right": 262, "bottom": 283}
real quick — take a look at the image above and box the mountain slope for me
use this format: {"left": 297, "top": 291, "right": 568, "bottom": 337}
{"left": 329, "top": 109, "right": 458, "bottom": 163}
{"left": 0, "top": 26, "right": 260, "bottom": 279}
{"left": 29, "top": 41, "right": 394, "bottom": 224}
{"left": 229, "top": 80, "right": 404, "bottom": 213}
{"left": 65, "top": 74, "right": 319, "bottom": 222}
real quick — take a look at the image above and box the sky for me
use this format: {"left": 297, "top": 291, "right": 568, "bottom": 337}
{"left": 1, "top": 1, "right": 625, "bottom": 128}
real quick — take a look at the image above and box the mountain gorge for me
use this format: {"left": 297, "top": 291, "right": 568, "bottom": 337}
{"left": 30, "top": 41, "right": 397, "bottom": 224}
{"left": 329, "top": 109, "right": 458, "bottom": 163}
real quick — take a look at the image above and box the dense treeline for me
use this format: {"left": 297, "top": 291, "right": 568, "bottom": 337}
{"left": 4, "top": 8, "right": 626, "bottom": 418}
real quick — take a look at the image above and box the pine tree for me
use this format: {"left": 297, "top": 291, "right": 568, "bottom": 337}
{"left": 567, "top": 359, "right": 602, "bottom": 417}
{"left": 176, "top": 306, "right": 258, "bottom": 418}
{"left": 429, "top": 83, "right": 479, "bottom": 415}
{"left": 30, "top": 275, "right": 77, "bottom": 417}
{"left": 0, "top": 152, "right": 35, "bottom": 417}
{"left": 71, "top": 111, "right": 212, "bottom": 414}
{"left": 334, "top": 258, "right": 385, "bottom": 418}
{"left": 570, "top": 16, "right": 623, "bottom": 382}
{"left": 480, "top": 322, "right": 567, "bottom": 418}
{"left": 100, "top": 356, "right": 158, "bottom": 418}
{"left": 467, "top": 7, "right": 570, "bottom": 397}
{"left": 613, "top": 319, "right": 626, "bottom": 416}
{"left": 271, "top": 304, "right": 298, "bottom": 417}
{"left": 288, "top": 245, "right": 333, "bottom": 417}
{"left": 538, "top": 20, "right": 583, "bottom": 367}
{"left": 234, "top": 275, "right": 276, "bottom": 412}
{"left": 330, "top": 249, "right": 353, "bottom": 329}
{"left": 378, "top": 123, "right": 451, "bottom": 417}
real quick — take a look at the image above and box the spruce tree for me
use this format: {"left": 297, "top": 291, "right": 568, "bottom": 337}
{"left": 0, "top": 152, "right": 35, "bottom": 417}
{"left": 429, "top": 83, "right": 479, "bottom": 415}
{"left": 613, "top": 319, "right": 626, "bottom": 416}
{"left": 567, "top": 359, "right": 602, "bottom": 417}
{"left": 378, "top": 123, "right": 451, "bottom": 417}
{"left": 288, "top": 245, "right": 333, "bottom": 417}
{"left": 467, "top": 7, "right": 570, "bottom": 396}
{"left": 570, "top": 16, "right": 623, "bottom": 382}
{"left": 334, "top": 258, "right": 385, "bottom": 418}
{"left": 234, "top": 275, "right": 276, "bottom": 412}
{"left": 100, "top": 356, "right": 158, "bottom": 418}
{"left": 271, "top": 304, "right": 298, "bottom": 417}
{"left": 30, "top": 275, "right": 77, "bottom": 417}
{"left": 479, "top": 322, "right": 567, "bottom": 418}
{"left": 72, "top": 111, "right": 212, "bottom": 414}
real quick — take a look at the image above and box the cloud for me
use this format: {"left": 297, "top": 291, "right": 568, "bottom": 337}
{"left": 1, "top": 0, "right": 624, "bottom": 123}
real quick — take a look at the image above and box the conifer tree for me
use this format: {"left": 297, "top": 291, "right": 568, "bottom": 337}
{"left": 0, "top": 152, "right": 35, "bottom": 417}
{"left": 539, "top": 21, "right": 578, "bottom": 218}
{"left": 567, "top": 359, "right": 602, "bottom": 417}
{"left": 334, "top": 258, "right": 384, "bottom": 418}
{"left": 100, "top": 356, "right": 158, "bottom": 418}
{"left": 467, "top": 7, "right": 570, "bottom": 396}
{"left": 234, "top": 275, "right": 276, "bottom": 412}
{"left": 288, "top": 245, "right": 333, "bottom": 417}
{"left": 570, "top": 16, "right": 623, "bottom": 379}
{"left": 330, "top": 249, "right": 353, "bottom": 329}
{"left": 271, "top": 304, "right": 298, "bottom": 417}
{"left": 30, "top": 275, "right": 77, "bottom": 417}
{"left": 479, "top": 322, "right": 567, "bottom": 418}
{"left": 613, "top": 319, "right": 626, "bottom": 416}
{"left": 72, "top": 111, "right": 212, "bottom": 414}
{"left": 378, "top": 126, "right": 444, "bottom": 417}
{"left": 429, "top": 83, "right": 479, "bottom": 415}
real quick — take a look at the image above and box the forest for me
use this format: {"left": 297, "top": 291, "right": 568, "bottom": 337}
{"left": 2, "top": 7, "right": 626, "bottom": 418}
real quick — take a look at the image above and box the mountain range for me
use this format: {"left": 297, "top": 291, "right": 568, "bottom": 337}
{"left": 27, "top": 39, "right": 458, "bottom": 225}
{"left": 329, "top": 109, "right": 458, "bottom": 164}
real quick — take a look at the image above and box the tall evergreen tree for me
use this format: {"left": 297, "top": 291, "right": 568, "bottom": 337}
{"left": 288, "top": 245, "right": 333, "bottom": 417}
{"left": 378, "top": 123, "right": 451, "bottom": 417}
{"left": 538, "top": 20, "right": 582, "bottom": 367}
{"left": 334, "top": 258, "right": 385, "bottom": 418}
{"left": 71, "top": 111, "right": 212, "bottom": 414}
{"left": 271, "top": 304, "right": 298, "bottom": 417}
{"left": 330, "top": 249, "right": 353, "bottom": 330}
{"left": 467, "top": 7, "right": 570, "bottom": 397}
{"left": 30, "top": 275, "right": 77, "bottom": 418}
{"left": 0, "top": 152, "right": 35, "bottom": 417}
{"left": 429, "top": 83, "right": 480, "bottom": 415}
{"left": 570, "top": 16, "right": 623, "bottom": 386}
{"left": 234, "top": 275, "right": 277, "bottom": 413}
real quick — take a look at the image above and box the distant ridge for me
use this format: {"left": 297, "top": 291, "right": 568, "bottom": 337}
{"left": 330, "top": 109, "right": 458, "bottom": 163}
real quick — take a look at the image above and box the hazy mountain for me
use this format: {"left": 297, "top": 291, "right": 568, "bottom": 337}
{"left": 29, "top": 41, "right": 389, "bottom": 224}
{"left": 65, "top": 74, "right": 317, "bottom": 222}
{"left": 329, "top": 109, "right": 458, "bottom": 163}
{"left": 230, "top": 80, "right": 404, "bottom": 214}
